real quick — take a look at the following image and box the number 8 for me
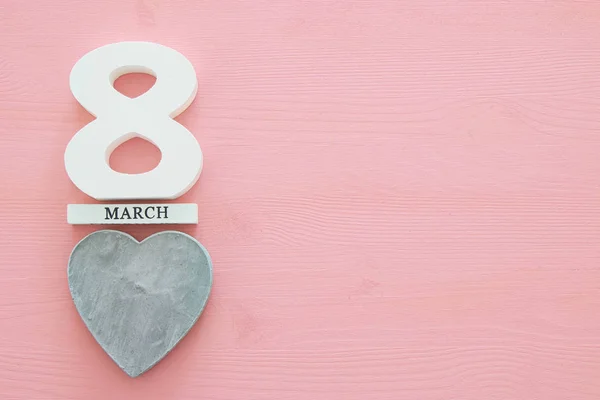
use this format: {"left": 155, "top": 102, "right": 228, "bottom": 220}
{"left": 65, "top": 41, "right": 202, "bottom": 200}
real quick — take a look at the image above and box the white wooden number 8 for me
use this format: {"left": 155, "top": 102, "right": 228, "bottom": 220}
{"left": 65, "top": 42, "right": 202, "bottom": 200}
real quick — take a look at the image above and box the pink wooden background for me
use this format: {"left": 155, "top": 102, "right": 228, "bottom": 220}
{"left": 2, "top": 0, "right": 600, "bottom": 398}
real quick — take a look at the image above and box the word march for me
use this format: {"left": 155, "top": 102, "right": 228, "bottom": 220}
{"left": 67, "top": 203, "right": 197, "bottom": 225}
{"left": 105, "top": 205, "right": 169, "bottom": 221}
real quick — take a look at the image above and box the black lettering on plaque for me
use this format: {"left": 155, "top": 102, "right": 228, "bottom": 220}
{"left": 133, "top": 207, "right": 143, "bottom": 219}
{"left": 157, "top": 206, "right": 168, "bottom": 219}
{"left": 105, "top": 207, "right": 119, "bottom": 220}
{"left": 145, "top": 206, "right": 155, "bottom": 219}
{"left": 120, "top": 207, "right": 132, "bottom": 219}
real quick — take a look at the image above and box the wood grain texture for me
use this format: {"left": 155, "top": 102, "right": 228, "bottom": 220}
{"left": 2, "top": 0, "right": 600, "bottom": 398}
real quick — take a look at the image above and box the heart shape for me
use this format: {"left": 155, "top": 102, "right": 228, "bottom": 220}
{"left": 68, "top": 230, "right": 212, "bottom": 377}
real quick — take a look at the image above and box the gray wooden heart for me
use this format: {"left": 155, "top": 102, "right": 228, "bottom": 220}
{"left": 67, "top": 230, "right": 212, "bottom": 377}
